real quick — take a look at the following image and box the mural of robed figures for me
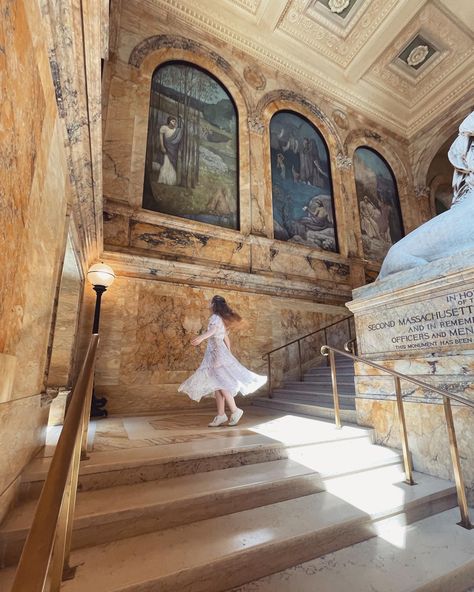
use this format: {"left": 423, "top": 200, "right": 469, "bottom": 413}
{"left": 353, "top": 147, "right": 404, "bottom": 262}
{"left": 142, "top": 61, "right": 239, "bottom": 230}
{"left": 270, "top": 111, "right": 337, "bottom": 252}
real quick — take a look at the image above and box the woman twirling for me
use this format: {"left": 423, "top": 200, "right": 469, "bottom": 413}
{"left": 178, "top": 296, "right": 267, "bottom": 427}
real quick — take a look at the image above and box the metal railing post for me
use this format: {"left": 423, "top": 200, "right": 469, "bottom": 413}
{"left": 443, "top": 396, "right": 473, "bottom": 529}
{"left": 297, "top": 340, "right": 303, "bottom": 381}
{"left": 267, "top": 354, "right": 272, "bottom": 398}
{"left": 328, "top": 349, "right": 341, "bottom": 428}
{"left": 318, "top": 344, "right": 472, "bottom": 528}
{"left": 324, "top": 329, "right": 329, "bottom": 366}
{"left": 394, "top": 377, "right": 415, "bottom": 485}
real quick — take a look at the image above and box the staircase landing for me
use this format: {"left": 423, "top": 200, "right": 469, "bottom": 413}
{"left": 0, "top": 408, "right": 472, "bottom": 592}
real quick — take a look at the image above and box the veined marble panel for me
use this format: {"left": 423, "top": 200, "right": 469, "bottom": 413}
{"left": 129, "top": 221, "right": 250, "bottom": 269}
{"left": 89, "top": 272, "right": 348, "bottom": 413}
{"left": 0, "top": 396, "right": 47, "bottom": 514}
{"left": 0, "top": 354, "right": 16, "bottom": 404}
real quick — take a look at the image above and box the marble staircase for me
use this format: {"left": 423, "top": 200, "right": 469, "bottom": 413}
{"left": 252, "top": 352, "right": 357, "bottom": 421}
{"left": 0, "top": 410, "right": 472, "bottom": 592}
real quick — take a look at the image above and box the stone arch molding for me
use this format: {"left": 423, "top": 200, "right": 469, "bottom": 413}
{"left": 255, "top": 90, "right": 344, "bottom": 155}
{"left": 128, "top": 34, "right": 251, "bottom": 112}
{"left": 344, "top": 130, "right": 413, "bottom": 227}
{"left": 256, "top": 90, "right": 346, "bottom": 252}
{"left": 412, "top": 106, "right": 472, "bottom": 191}
{"left": 344, "top": 129, "right": 412, "bottom": 189}
{"left": 125, "top": 35, "right": 252, "bottom": 233}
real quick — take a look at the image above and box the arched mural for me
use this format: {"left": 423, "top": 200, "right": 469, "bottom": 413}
{"left": 142, "top": 61, "right": 239, "bottom": 230}
{"left": 354, "top": 147, "right": 404, "bottom": 262}
{"left": 270, "top": 110, "right": 337, "bottom": 252}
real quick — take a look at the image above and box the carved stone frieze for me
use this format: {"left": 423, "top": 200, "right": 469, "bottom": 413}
{"left": 243, "top": 65, "right": 266, "bottom": 90}
{"left": 415, "top": 185, "right": 430, "bottom": 199}
{"left": 335, "top": 152, "right": 352, "bottom": 170}
{"left": 129, "top": 35, "right": 233, "bottom": 79}
{"left": 247, "top": 115, "right": 265, "bottom": 134}
{"left": 332, "top": 109, "right": 349, "bottom": 130}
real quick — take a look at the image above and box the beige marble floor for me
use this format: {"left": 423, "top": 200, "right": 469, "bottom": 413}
{"left": 43, "top": 407, "right": 315, "bottom": 456}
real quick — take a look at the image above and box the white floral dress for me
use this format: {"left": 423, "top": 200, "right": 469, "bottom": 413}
{"left": 178, "top": 314, "right": 267, "bottom": 402}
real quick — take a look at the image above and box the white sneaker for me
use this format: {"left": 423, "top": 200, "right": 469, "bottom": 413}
{"left": 208, "top": 414, "right": 228, "bottom": 427}
{"left": 228, "top": 408, "right": 244, "bottom": 426}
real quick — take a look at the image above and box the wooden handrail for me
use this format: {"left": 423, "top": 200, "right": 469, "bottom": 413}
{"left": 321, "top": 344, "right": 473, "bottom": 529}
{"left": 12, "top": 334, "right": 99, "bottom": 592}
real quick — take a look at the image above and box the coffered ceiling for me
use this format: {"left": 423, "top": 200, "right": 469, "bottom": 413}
{"left": 130, "top": 0, "right": 474, "bottom": 137}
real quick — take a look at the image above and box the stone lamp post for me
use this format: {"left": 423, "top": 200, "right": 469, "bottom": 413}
{"left": 86, "top": 262, "right": 116, "bottom": 417}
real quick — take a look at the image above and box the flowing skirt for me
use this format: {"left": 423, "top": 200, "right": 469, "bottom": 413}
{"left": 178, "top": 342, "right": 267, "bottom": 402}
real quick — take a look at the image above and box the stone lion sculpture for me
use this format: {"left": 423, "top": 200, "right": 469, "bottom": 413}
{"left": 378, "top": 111, "right": 474, "bottom": 279}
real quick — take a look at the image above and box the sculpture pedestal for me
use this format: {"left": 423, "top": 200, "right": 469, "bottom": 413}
{"left": 347, "top": 249, "right": 474, "bottom": 502}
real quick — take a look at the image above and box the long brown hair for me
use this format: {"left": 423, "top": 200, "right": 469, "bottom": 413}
{"left": 211, "top": 295, "right": 242, "bottom": 327}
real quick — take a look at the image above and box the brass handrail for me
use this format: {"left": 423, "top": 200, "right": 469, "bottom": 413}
{"left": 321, "top": 344, "right": 473, "bottom": 530}
{"left": 262, "top": 315, "right": 353, "bottom": 396}
{"left": 264, "top": 315, "right": 353, "bottom": 356}
{"left": 11, "top": 334, "right": 99, "bottom": 592}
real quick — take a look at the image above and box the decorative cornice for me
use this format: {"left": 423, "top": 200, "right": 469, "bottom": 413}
{"left": 129, "top": 34, "right": 233, "bottom": 74}
{"left": 102, "top": 250, "right": 351, "bottom": 306}
{"left": 281, "top": 0, "right": 399, "bottom": 67}
{"left": 131, "top": 0, "right": 473, "bottom": 140}
{"left": 155, "top": 0, "right": 408, "bottom": 136}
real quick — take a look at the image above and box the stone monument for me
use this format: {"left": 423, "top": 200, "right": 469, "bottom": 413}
{"left": 346, "top": 111, "right": 474, "bottom": 500}
{"left": 379, "top": 111, "right": 474, "bottom": 278}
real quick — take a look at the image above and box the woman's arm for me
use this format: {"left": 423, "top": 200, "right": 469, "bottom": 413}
{"left": 224, "top": 333, "right": 231, "bottom": 352}
{"left": 191, "top": 325, "right": 217, "bottom": 346}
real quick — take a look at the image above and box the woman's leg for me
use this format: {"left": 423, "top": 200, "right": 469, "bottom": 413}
{"left": 215, "top": 390, "right": 225, "bottom": 416}
{"left": 220, "top": 389, "right": 238, "bottom": 414}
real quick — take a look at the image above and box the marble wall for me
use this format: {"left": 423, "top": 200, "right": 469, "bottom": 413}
{"left": 0, "top": 0, "right": 73, "bottom": 522}
{"left": 79, "top": 271, "right": 347, "bottom": 414}
{"left": 0, "top": 0, "right": 105, "bottom": 523}
{"left": 102, "top": 0, "right": 426, "bottom": 277}
{"left": 92, "top": 0, "right": 429, "bottom": 415}
{"left": 47, "top": 236, "right": 84, "bottom": 387}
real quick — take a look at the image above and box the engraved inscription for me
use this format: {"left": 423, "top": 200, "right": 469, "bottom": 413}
{"left": 359, "top": 288, "right": 474, "bottom": 354}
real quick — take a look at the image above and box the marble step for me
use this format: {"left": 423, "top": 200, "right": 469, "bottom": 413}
{"left": 0, "top": 459, "right": 319, "bottom": 567}
{"left": 0, "top": 439, "right": 403, "bottom": 567}
{"left": 272, "top": 392, "right": 356, "bottom": 409}
{"left": 19, "top": 421, "right": 374, "bottom": 500}
{"left": 302, "top": 376, "right": 355, "bottom": 384}
{"left": 303, "top": 376, "right": 355, "bottom": 385}
{"left": 0, "top": 467, "right": 456, "bottom": 592}
{"left": 252, "top": 397, "right": 358, "bottom": 422}
{"left": 305, "top": 366, "right": 354, "bottom": 378}
{"left": 285, "top": 379, "right": 355, "bottom": 390}
{"left": 279, "top": 383, "right": 356, "bottom": 396}
{"left": 229, "top": 507, "right": 474, "bottom": 592}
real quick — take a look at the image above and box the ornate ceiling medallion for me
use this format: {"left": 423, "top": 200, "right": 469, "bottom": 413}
{"left": 328, "top": 0, "right": 350, "bottom": 14}
{"left": 407, "top": 45, "right": 429, "bottom": 68}
{"left": 397, "top": 34, "right": 437, "bottom": 72}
